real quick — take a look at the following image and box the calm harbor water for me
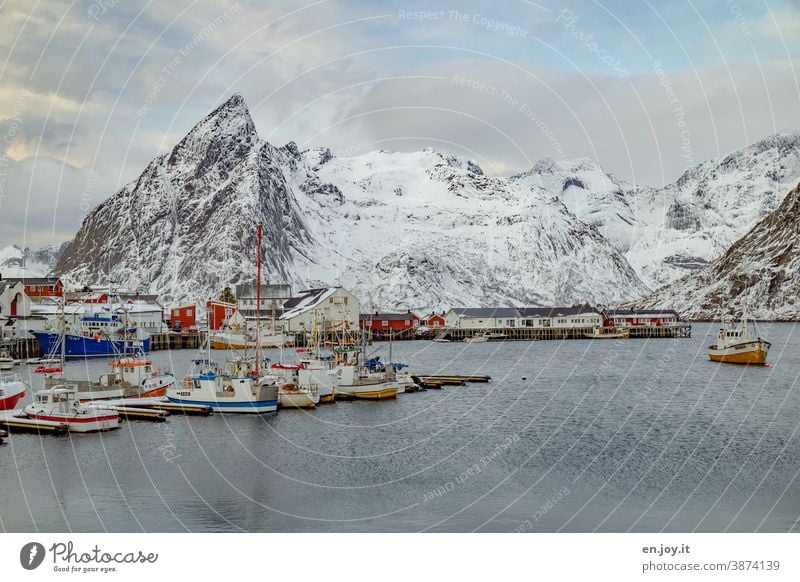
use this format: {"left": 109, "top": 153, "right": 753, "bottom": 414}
{"left": 1, "top": 322, "right": 798, "bottom": 533}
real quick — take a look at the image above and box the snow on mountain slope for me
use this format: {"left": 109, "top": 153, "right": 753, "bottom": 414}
{"left": 0, "top": 242, "right": 68, "bottom": 278}
{"left": 303, "top": 148, "right": 650, "bottom": 309}
{"left": 523, "top": 133, "right": 800, "bottom": 290}
{"left": 631, "top": 181, "right": 800, "bottom": 320}
{"left": 55, "top": 95, "right": 650, "bottom": 308}
{"left": 510, "top": 158, "right": 640, "bottom": 254}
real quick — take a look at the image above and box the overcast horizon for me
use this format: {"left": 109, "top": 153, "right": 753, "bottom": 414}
{"left": 1, "top": 0, "right": 799, "bottom": 249}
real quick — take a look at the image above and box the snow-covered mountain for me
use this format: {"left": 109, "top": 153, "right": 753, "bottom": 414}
{"left": 522, "top": 133, "right": 800, "bottom": 290}
{"left": 0, "top": 242, "right": 69, "bottom": 278}
{"left": 55, "top": 94, "right": 650, "bottom": 308}
{"left": 631, "top": 181, "right": 800, "bottom": 320}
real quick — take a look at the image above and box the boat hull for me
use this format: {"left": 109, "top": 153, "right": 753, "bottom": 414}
{"left": 33, "top": 332, "right": 150, "bottom": 359}
{"left": 166, "top": 396, "right": 278, "bottom": 413}
{"left": 24, "top": 410, "right": 119, "bottom": 432}
{"left": 279, "top": 391, "right": 317, "bottom": 409}
{"left": 336, "top": 383, "right": 399, "bottom": 400}
{"left": 708, "top": 340, "right": 770, "bottom": 365}
{"left": 0, "top": 381, "right": 26, "bottom": 411}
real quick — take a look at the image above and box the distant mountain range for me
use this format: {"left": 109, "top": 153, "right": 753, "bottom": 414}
{"left": 16, "top": 94, "right": 797, "bottom": 318}
{"left": 631, "top": 181, "right": 800, "bottom": 320}
{"left": 0, "top": 242, "right": 69, "bottom": 278}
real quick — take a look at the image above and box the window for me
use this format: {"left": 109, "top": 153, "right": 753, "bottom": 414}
{"left": 404, "top": 319, "right": 410, "bottom": 326}
{"left": 382, "top": 321, "right": 388, "bottom": 327}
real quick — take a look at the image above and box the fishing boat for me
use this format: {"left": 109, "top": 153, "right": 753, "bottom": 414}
{"left": 33, "top": 302, "right": 150, "bottom": 359}
{"left": 584, "top": 326, "right": 630, "bottom": 339}
{"left": 209, "top": 327, "right": 293, "bottom": 350}
{"left": 167, "top": 357, "right": 279, "bottom": 413}
{"left": 464, "top": 331, "right": 507, "bottom": 343}
{"left": 271, "top": 364, "right": 319, "bottom": 409}
{"left": 332, "top": 343, "right": 399, "bottom": 400}
{"left": 0, "top": 375, "right": 27, "bottom": 411}
{"left": 22, "top": 386, "right": 119, "bottom": 432}
{"left": 708, "top": 305, "right": 770, "bottom": 365}
{"left": 41, "top": 356, "right": 176, "bottom": 401}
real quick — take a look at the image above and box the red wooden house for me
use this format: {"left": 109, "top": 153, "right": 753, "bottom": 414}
{"left": 170, "top": 304, "right": 197, "bottom": 331}
{"left": 422, "top": 313, "right": 446, "bottom": 328}
{"left": 359, "top": 312, "right": 420, "bottom": 332}
{"left": 2, "top": 276, "right": 64, "bottom": 298}
{"left": 206, "top": 300, "right": 237, "bottom": 330}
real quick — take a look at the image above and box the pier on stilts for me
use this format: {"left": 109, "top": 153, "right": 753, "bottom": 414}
{"left": 433, "top": 325, "right": 691, "bottom": 342}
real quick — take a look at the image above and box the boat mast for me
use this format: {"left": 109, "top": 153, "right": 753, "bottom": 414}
{"left": 256, "top": 223, "right": 262, "bottom": 375}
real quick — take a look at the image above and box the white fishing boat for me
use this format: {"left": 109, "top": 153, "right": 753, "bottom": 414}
{"left": 464, "top": 331, "right": 507, "bottom": 343}
{"left": 584, "top": 326, "right": 630, "bottom": 339}
{"left": 209, "top": 328, "right": 292, "bottom": 349}
{"left": 708, "top": 305, "right": 770, "bottom": 365}
{"left": 22, "top": 386, "right": 119, "bottom": 432}
{"left": 334, "top": 365, "right": 400, "bottom": 400}
{"left": 0, "top": 375, "right": 27, "bottom": 411}
{"left": 271, "top": 364, "right": 320, "bottom": 409}
{"left": 168, "top": 357, "right": 279, "bottom": 413}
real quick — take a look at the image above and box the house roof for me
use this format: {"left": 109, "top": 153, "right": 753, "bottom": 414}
{"left": 280, "top": 287, "right": 338, "bottom": 320}
{"left": 607, "top": 309, "right": 679, "bottom": 317}
{"left": 2, "top": 276, "right": 60, "bottom": 286}
{"left": 449, "top": 307, "right": 521, "bottom": 318}
{"left": 359, "top": 313, "right": 416, "bottom": 321}
{"left": 517, "top": 307, "right": 599, "bottom": 317}
{"left": 0, "top": 281, "right": 21, "bottom": 294}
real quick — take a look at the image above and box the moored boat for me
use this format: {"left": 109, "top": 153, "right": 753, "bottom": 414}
{"left": 168, "top": 357, "right": 279, "bottom": 413}
{"left": 584, "top": 326, "right": 630, "bottom": 339}
{"left": 464, "top": 331, "right": 507, "bottom": 343}
{"left": 708, "top": 305, "right": 770, "bottom": 365}
{"left": 22, "top": 386, "right": 119, "bottom": 432}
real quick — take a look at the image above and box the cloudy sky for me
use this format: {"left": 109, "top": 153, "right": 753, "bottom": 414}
{"left": 0, "top": 0, "right": 798, "bottom": 248}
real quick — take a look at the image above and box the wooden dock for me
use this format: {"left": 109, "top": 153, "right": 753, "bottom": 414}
{"left": 0, "top": 411, "right": 68, "bottom": 435}
{"left": 149, "top": 331, "right": 206, "bottom": 351}
{"left": 1, "top": 337, "right": 42, "bottom": 359}
{"left": 412, "top": 374, "right": 492, "bottom": 389}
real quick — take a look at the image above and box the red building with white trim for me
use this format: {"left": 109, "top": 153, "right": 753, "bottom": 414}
{"left": 206, "top": 300, "right": 237, "bottom": 331}
{"left": 2, "top": 276, "right": 64, "bottom": 298}
{"left": 359, "top": 312, "right": 420, "bottom": 332}
{"left": 170, "top": 304, "right": 197, "bottom": 330}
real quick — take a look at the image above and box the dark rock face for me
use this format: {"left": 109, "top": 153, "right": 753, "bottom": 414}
{"left": 632, "top": 182, "right": 800, "bottom": 320}
{"left": 55, "top": 94, "right": 314, "bottom": 303}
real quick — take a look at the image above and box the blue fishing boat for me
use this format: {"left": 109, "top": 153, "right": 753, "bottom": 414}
{"left": 33, "top": 314, "right": 150, "bottom": 359}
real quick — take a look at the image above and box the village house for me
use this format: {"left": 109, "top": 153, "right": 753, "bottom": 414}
{"left": 359, "top": 311, "right": 420, "bottom": 332}
{"left": 517, "top": 307, "right": 602, "bottom": 329}
{"left": 1, "top": 275, "right": 64, "bottom": 298}
{"left": 280, "top": 287, "right": 359, "bottom": 333}
{"left": 605, "top": 309, "right": 680, "bottom": 327}
{"left": 444, "top": 307, "right": 521, "bottom": 329}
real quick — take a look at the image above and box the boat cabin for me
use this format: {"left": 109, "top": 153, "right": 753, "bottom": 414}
{"left": 34, "top": 387, "right": 78, "bottom": 412}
